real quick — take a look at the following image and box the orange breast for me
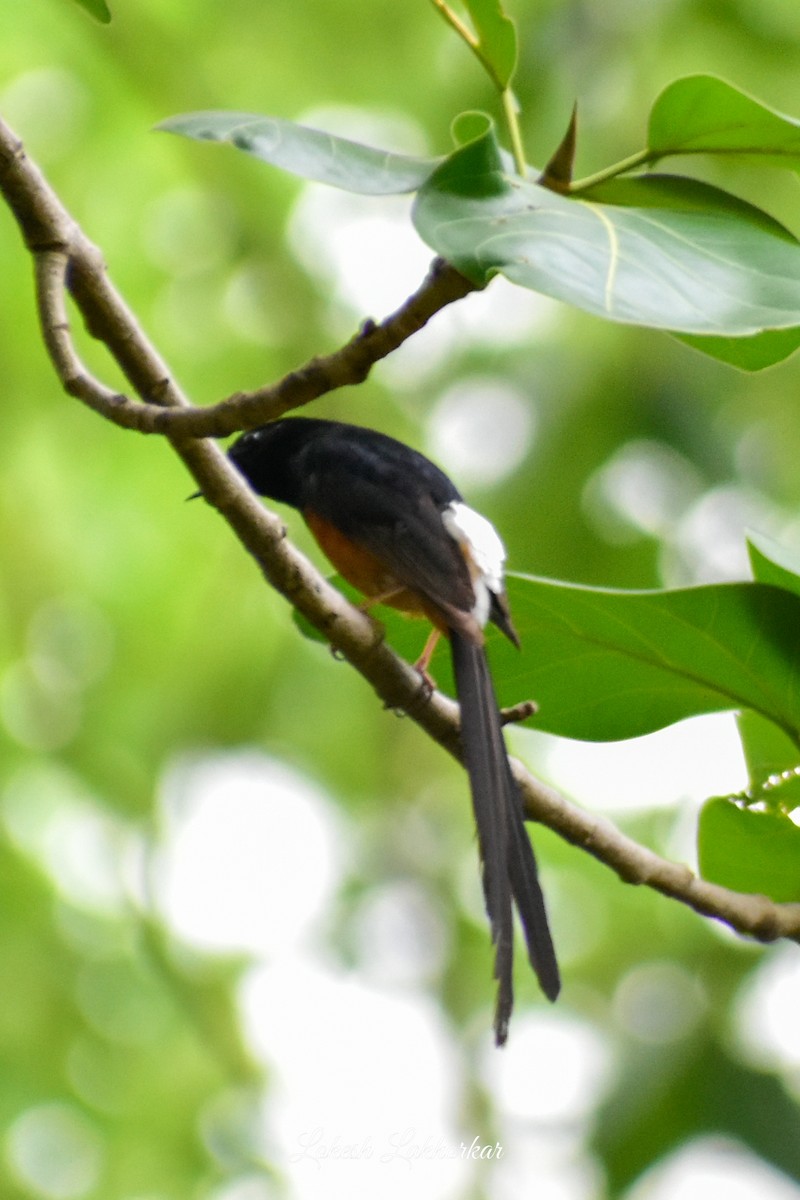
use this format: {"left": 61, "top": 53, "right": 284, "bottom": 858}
{"left": 304, "top": 510, "right": 448, "bottom": 629}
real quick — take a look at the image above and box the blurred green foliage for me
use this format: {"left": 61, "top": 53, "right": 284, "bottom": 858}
{"left": 3, "top": 1, "right": 800, "bottom": 1197}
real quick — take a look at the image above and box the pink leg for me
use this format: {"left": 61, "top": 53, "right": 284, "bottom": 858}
{"left": 414, "top": 627, "right": 441, "bottom": 688}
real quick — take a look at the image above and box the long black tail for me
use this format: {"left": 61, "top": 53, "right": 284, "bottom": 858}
{"left": 450, "top": 630, "right": 560, "bottom": 1044}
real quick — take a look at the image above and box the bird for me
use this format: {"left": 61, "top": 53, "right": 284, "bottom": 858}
{"left": 227, "top": 416, "right": 560, "bottom": 1043}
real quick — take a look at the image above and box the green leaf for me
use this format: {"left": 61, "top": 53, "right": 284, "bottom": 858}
{"left": 737, "top": 535, "right": 800, "bottom": 803}
{"left": 747, "top": 529, "right": 800, "bottom": 596}
{"left": 463, "top": 0, "right": 518, "bottom": 89}
{"left": 740, "top": 530, "right": 800, "bottom": 792}
{"left": 736, "top": 710, "right": 800, "bottom": 807}
{"left": 157, "top": 112, "right": 442, "bottom": 195}
{"left": 676, "top": 327, "right": 800, "bottom": 371}
{"left": 649, "top": 74, "right": 800, "bottom": 171}
{"left": 698, "top": 796, "right": 800, "bottom": 901}
{"left": 413, "top": 123, "right": 800, "bottom": 336}
{"left": 451, "top": 109, "right": 495, "bottom": 147}
{"left": 495, "top": 574, "right": 800, "bottom": 743}
{"left": 70, "top": 0, "right": 111, "bottom": 20}
{"left": 431, "top": 0, "right": 517, "bottom": 90}
{"left": 582, "top": 172, "right": 789, "bottom": 225}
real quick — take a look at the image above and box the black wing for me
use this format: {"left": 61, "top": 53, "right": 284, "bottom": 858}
{"left": 300, "top": 426, "right": 478, "bottom": 622}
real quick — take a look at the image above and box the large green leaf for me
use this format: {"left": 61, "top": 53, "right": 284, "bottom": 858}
{"left": 413, "top": 122, "right": 800, "bottom": 336}
{"left": 494, "top": 574, "right": 800, "bottom": 743}
{"left": 302, "top": 571, "right": 800, "bottom": 745}
{"left": 649, "top": 74, "right": 800, "bottom": 171}
{"left": 157, "top": 112, "right": 441, "bottom": 195}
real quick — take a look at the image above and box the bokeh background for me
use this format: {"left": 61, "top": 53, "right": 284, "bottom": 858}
{"left": 3, "top": 1, "right": 800, "bottom": 1197}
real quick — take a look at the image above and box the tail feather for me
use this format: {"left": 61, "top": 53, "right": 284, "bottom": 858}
{"left": 450, "top": 630, "right": 560, "bottom": 1043}
{"left": 505, "top": 764, "right": 561, "bottom": 1001}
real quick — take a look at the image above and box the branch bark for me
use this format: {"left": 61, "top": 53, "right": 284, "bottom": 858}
{"left": 2, "top": 112, "right": 798, "bottom": 951}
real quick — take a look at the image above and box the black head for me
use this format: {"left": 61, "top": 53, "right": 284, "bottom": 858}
{"left": 227, "top": 418, "right": 329, "bottom": 506}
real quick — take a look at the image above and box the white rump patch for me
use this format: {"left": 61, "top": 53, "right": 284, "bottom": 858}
{"left": 441, "top": 501, "right": 507, "bottom": 626}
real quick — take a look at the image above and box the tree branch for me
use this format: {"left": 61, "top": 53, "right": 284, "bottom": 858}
{"left": 514, "top": 769, "right": 800, "bottom": 941}
{"left": 0, "top": 114, "right": 477, "bottom": 437}
{"left": 2, "top": 112, "right": 798, "bottom": 952}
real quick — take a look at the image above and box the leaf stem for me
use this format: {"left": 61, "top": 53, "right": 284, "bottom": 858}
{"left": 429, "top": 0, "right": 504, "bottom": 90}
{"left": 569, "top": 148, "right": 653, "bottom": 193}
{"left": 502, "top": 88, "right": 527, "bottom": 177}
{"left": 430, "top": 0, "right": 479, "bottom": 52}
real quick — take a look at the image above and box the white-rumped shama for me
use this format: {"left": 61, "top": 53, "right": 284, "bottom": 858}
{"left": 228, "top": 417, "right": 560, "bottom": 1043}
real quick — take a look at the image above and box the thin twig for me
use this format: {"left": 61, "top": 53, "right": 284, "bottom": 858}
{"left": 34, "top": 248, "right": 132, "bottom": 418}
{"left": 2, "top": 112, "right": 799, "bottom": 950}
{"left": 500, "top": 699, "right": 538, "bottom": 725}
